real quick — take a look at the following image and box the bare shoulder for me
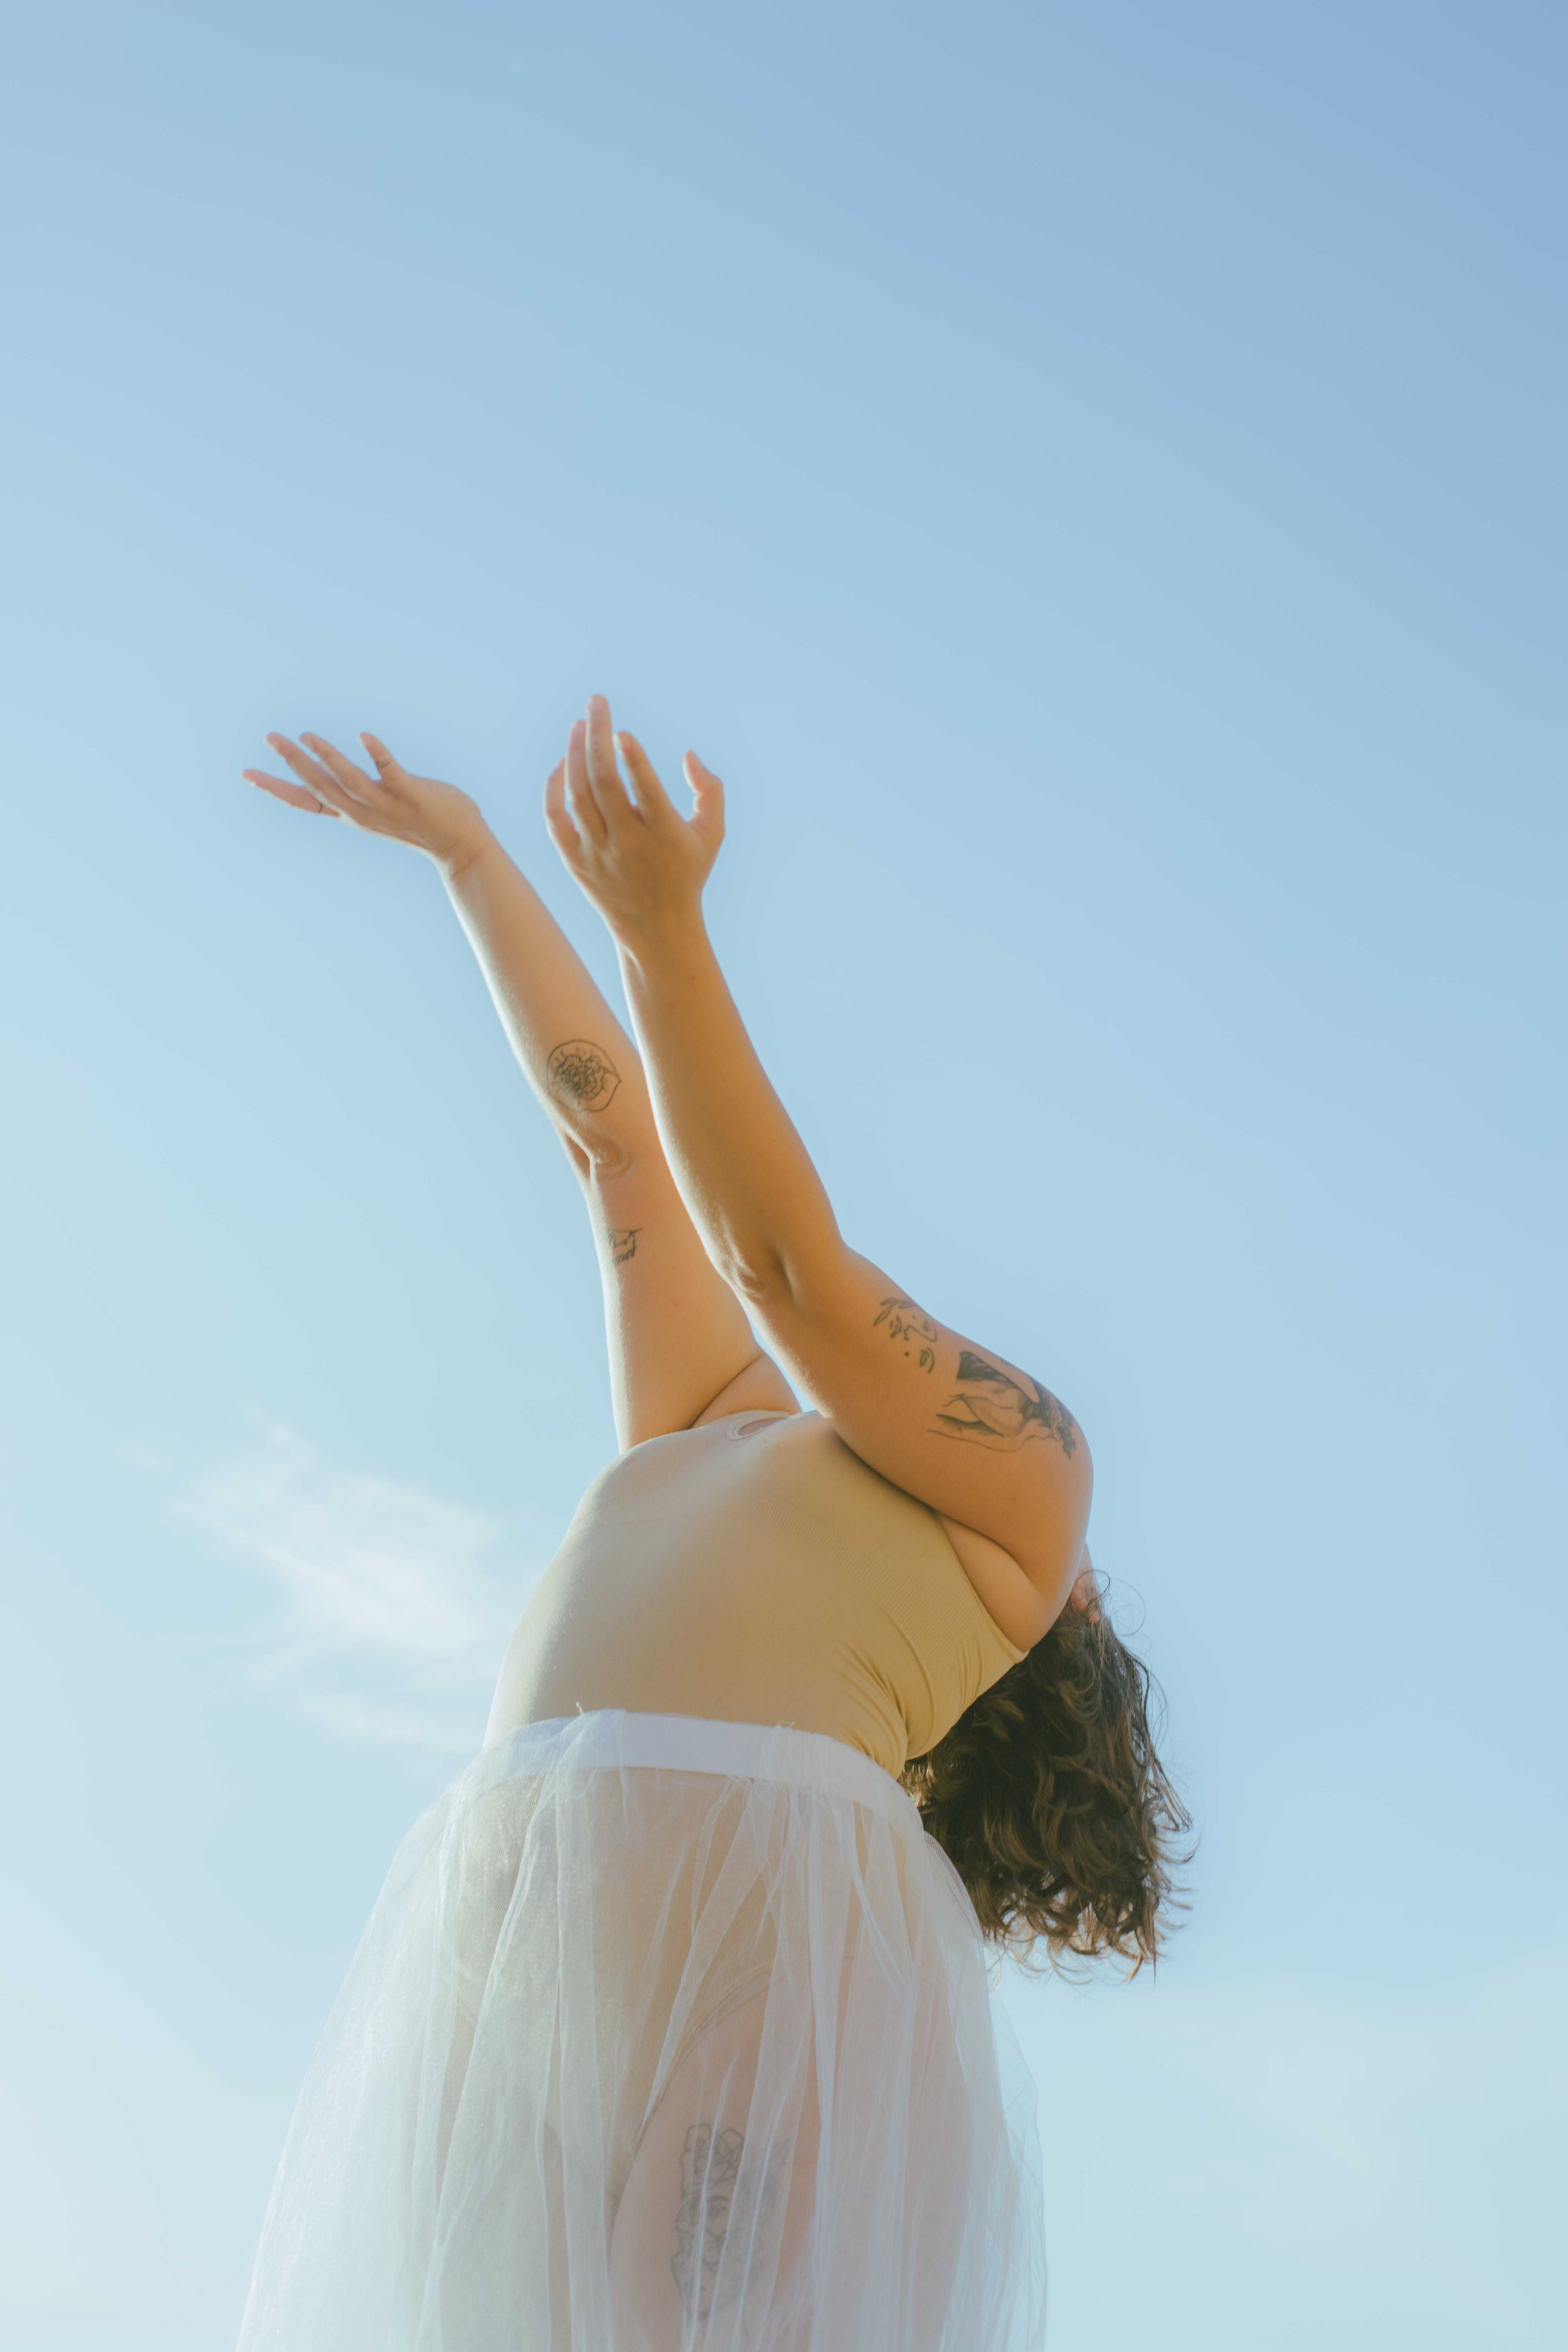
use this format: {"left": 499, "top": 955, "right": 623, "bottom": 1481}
{"left": 746, "top": 1244, "right": 1093, "bottom": 1616}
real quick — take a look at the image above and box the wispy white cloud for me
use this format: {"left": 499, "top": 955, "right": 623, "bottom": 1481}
{"left": 166, "top": 1412, "right": 533, "bottom": 1757}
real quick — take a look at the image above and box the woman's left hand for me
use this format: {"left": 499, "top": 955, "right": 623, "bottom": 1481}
{"left": 544, "top": 693, "right": 724, "bottom": 948}
{"left": 244, "top": 730, "right": 493, "bottom": 876}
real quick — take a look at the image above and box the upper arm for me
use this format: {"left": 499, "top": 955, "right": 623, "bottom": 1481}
{"left": 746, "top": 1245, "right": 1093, "bottom": 1613}
{"left": 577, "top": 1144, "right": 798, "bottom": 1450}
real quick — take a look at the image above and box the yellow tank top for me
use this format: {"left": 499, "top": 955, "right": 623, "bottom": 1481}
{"left": 487, "top": 1407, "right": 1028, "bottom": 1778}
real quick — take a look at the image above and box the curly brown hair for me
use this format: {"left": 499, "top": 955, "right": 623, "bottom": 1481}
{"left": 899, "top": 1579, "right": 1192, "bottom": 1976}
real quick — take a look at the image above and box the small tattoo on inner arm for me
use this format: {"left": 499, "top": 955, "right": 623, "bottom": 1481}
{"left": 933, "top": 1349, "right": 1081, "bottom": 1459}
{"left": 607, "top": 1225, "right": 640, "bottom": 1265}
{"left": 547, "top": 1037, "right": 621, "bottom": 1112}
{"left": 671, "top": 2121, "right": 787, "bottom": 2321}
{"left": 874, "top": 1295, "right": 938, "bottom": 1373}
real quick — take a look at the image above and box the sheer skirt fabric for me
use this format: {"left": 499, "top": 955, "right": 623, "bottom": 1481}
{"left": 236, "top": 1709, "right": 1048, "bottom": 2350}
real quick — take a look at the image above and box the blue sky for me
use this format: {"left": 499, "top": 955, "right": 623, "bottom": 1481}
{"left": 1, "top": 3, "right": 1562, "bottom": 2344}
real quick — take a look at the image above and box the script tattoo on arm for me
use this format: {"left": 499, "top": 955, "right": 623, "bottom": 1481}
{"left": 606, "top": 1225, "right": 640, "bottom": 1265}
{"left": 933, "top": 1349, "right": 1081, "bottom": 1459}
{"left": 546, "top": 1037, "right": 621, "bottom": 1113}
{"left": 873, "top": 1295, "right": 938, "bottom": 1372}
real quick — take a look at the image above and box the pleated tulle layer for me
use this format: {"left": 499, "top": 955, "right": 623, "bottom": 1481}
{"left": 236, "top": 1709, "right": 1047, "bottom": 2350}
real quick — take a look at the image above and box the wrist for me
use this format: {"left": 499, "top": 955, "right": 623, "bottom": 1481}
{"left": 437, "top": 822, "right": 501, "bottom": 888}
{"left": 611, "top": 899, "right": 711, "bottom": 979}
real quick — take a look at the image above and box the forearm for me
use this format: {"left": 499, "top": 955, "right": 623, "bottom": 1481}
{"left": 443, "top": 834, "right": 659, "bottom": 1172}
{"left": 615, "top": 909, "right": 841, "bottom": 1301}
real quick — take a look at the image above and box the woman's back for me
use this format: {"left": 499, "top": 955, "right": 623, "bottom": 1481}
{"left": 485, "top": 1407, "right": 1027, "bottom": 1778}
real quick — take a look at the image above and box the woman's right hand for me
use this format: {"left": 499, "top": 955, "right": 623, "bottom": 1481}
{"left": 244, "top": 731, "right": 493, "bottom": 877}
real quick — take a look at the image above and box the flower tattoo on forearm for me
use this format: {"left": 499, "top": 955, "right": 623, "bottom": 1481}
{"left": 547, "top": 1037, "right": 621, "bottom": 1112}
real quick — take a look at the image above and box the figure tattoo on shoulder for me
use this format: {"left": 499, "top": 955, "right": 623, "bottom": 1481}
{"left": 873, "top": 1298, "right": 1080, "bottom": 1459}
{"left": 607, "top": 1225, "right": 640, "bottom": 1265}
{"left": 547, "top": 1037, "right": 621, "bottom": 1112}
{"left": 934, "top": 1349, "right": 1081, "bottom": 1459}
{"left": 873, "top": 1295, "right": 938, "bottom": 1373}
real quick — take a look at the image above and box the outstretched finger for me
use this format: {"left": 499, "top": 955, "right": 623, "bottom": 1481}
{"left": 245, "top": 766, "right": 341, "bottom": 817}
{"left": 564, "top": 719, "right": 608, "bottom": 844}
{"left": 543, "top": 756, "right": 583, "bottom": 863}
{"left": 300, "top": 733, "right": 377, "bottom": 801}
{"left": 615, "top": 730, "right": 674, "bottom": 820}
{"left": 360, "top": 733, "right": 410, "bottom": 792}
{"left": 583, "top": 692, "right": 634, "bottom": 824}
{"left": 266, "top": 733, "right": 356, "bottom": 815}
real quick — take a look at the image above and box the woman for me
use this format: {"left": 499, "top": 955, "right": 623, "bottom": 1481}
{"left": 235, "top": 695, "right": 1188, "bottom": 2351}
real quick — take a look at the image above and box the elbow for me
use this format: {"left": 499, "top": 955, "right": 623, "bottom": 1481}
{"left": 1064, "top": 1429, "right": 1095, "bottom": 1562}
{"left": 711, "top": 1240, "right": 793, "bottom": 1309}
{"left": 1062, "top": 1416, "right": 1093, "bottom": 1526}
{"left": 572, "top": 1126, "right": 643, "bottom": 1187}
{"left": 696, "top": 1177, "right": 845, "bottom": 1312}
{"left": 710, "top": 1228, "right": 840, "bottom": 1320}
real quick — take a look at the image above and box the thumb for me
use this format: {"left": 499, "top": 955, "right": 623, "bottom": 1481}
{"left": 681, "top": 749, "right": 726, "bottom": 843}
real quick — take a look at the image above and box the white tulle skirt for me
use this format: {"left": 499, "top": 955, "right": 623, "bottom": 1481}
{"left": 236, "top": 1709, "right": 1048, "bottom": 2350}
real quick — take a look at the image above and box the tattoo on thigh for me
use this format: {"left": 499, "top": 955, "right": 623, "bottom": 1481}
{"left": 873, "top": 1295, "right": 938, "bottom": 1373}
{"left": 670, "top": 2121, "right": 787, "bottom": 2323}
{"left": 607, "top": 1225, "right": 640, "bottom": 1265}
{"left": 933, "top": 1349, "right": 1081, "bottom": 1459}
{"left": 547, "top": 1038, "right": 621, "bottom": 1112}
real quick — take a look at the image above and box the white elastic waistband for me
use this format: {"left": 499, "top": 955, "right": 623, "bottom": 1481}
{"left": 470, "top": 1707, "right": 921, "bottom": 1833}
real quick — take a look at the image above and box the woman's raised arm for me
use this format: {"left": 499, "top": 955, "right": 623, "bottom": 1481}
{"left": 243, "top": 726, "right": 796, "bottom": 1447}
{"left": 546, "top": 697, "right": 1092, "bottom": 1617}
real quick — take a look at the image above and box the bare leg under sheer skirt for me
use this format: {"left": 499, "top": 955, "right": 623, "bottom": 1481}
{"left": 235, "top": 1709, "right": 1048, "bottom": 2350}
